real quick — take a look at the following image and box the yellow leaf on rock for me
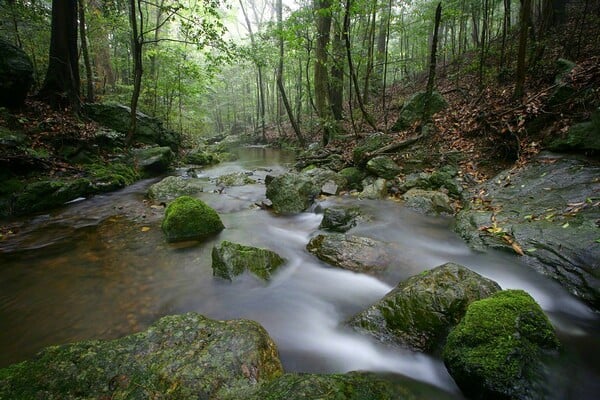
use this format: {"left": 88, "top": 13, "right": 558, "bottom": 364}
{"left": 141, "top": 227, "right": 151, "bottom": 232}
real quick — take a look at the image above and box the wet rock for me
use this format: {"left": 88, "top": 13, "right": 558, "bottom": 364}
{"left": 147, "top": 176, "right": 204, "bottom": 201}
{"left": 392, "top": 91, "right": 447, "bottom": 132}
{"left": 359, "top": 177, "right": 388, "bottom": 199}
{"left": 161, "top": 196, "right": 224, "bottom": 242}
{"left": 348, "top": 263, "right": 501, "bottom": 352}
{"left": 82, "top": 103, "right": 181, "bottom": 150}
{"left": 306, "top": 233, "right": 391, "bottom": 274}
{"left": 319, "top": 206, "right": 362, "bottom": 232}
{"left": 265, "top": 172, "right": 320, "bottom": 213}
{"left": 320, "top": 180, "right": 339, "bottom": 195}
{"left": 85, "top": 162, "right": 139, "bottom": 192}
{"left": 229, "top": 371, "right": 458, "bottom": 400}
{"left": 547, "top": 108, "right": 600, "bottom": 153}
{"left": 212, "top": 240, "right": 285, "bottom": 281}
{"left": 216, "top": 171, "right": 256, "bottom": 187}
{"left": 352, "top": 133, "right": 393, "bottom": 166}
{"left": 455, "top": 154, "right": 600, "bottom": 310}
{"left": 0, "top": 40, "right": 34, "bottom": 108}
{"left": 366, "top": 155, "right": 401, "bottom": 180}
{"left": 403, "top": 189, "right": 454, "bottom": 215}
{"left": 12, "top": 178, "right": 92, "bottom": 215}
{"left": 133, "top": 146, "right": 174, "bottom": 176}
{"left": 303, "top": 167, "right": 348, "bottom": 193}
{"left": 0, "top": 313, "right": 283, "bottom": 400}
{"left": 443, "top": 290, "right": 560, "bottom": 400}
{"left": 399, "top": 166, "right": 462, "bottom": 198}
{"left": 92, "top": 127, "right": 125, "bottom": 149}
{"left": 339, "top": 167, "right": 366, "bottom": 191}
{"left": 184, "top": 149, "right": 219, "bottom": 165}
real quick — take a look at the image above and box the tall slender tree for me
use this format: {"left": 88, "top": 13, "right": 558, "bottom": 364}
{"left": 314, "top": 0, "right": 333, "bottom": 145}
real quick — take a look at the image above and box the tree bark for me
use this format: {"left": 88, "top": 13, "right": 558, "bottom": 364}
{"left": 78, "top": 0, "right": 94, "bottom": 102}
{"left": 330, "top": 21, "right": 344, "bottom": 121}
{"left": 424, "top": 3, "right": 442, "bottom": 123}
{"left": 39, "top": 0, "right": 80, "bottom": 111}
{"left": 315, "top": 0, "right": 333, "bottom": 145}
{"left": 126, "top": 0, "right": 143, "bottom": 146}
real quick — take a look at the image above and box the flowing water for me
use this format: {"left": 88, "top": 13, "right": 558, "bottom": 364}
{"left": 0, "top": 147, "right": 598, "bottom": 399}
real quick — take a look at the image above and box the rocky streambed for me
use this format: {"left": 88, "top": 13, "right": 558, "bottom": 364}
{"left": 1, "top": 147, "right": 598, "bottom": 399}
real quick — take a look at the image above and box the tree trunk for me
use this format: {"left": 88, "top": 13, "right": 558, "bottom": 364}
{"left": 78, "top": 0, "right": 94, "bottom": 102}
{"left": 424, "top": 3, "right": 442, "bottom": 123}
{"left": 39, "top": 0, "right": 81, "bottom": 111}
{"left": 126, "top": 0, "right": 143, "bottom": 146}
{"left": 315, "top": 0, "right": 333, "bottom": 145}
{"left": 514, "top": 0, "right": 531, "bottom": 100}
{"left": 276, "top": 0, "right": 305, "bottom": 146}
{"left": 330, "top": 22, "right": 344, "bottom": 121}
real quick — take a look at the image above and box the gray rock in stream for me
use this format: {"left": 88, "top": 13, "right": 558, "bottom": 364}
{"left": 0, "top": 313, "right": 283, "bottom": 400}
{"left": 147, "top": 175, "right": 204, "bottom": 201}
{"left": 455, "top": 153, "right": 600, "bottom": 310}
{"left": 348, "top": 263, "right": 501, "bottom": 352}
{"left": 212, "top": 240, "right": 286, "bottom": 281}
{"left": 306, "top": 233, "right": 392, "bottom": 274}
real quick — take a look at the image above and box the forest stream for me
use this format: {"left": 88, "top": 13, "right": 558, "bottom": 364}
{"left": 1, "top": 147, "right": 599, "bottom": 399}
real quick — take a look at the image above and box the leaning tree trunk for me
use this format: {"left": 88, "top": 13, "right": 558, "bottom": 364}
{"left": 423, "top": 2, "right": 442, "bottom": 123}
{"left": 39, "top": 0, "right": 80, "bottom": 111}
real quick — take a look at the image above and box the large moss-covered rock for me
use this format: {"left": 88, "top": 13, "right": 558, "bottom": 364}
{"left": 212, "top": 241, "right": 286, "bottom": 281}
{"left": 366, "top": 155, "right": 402, "bottom": 180}
{"left": 306, "top": 233, "right": 391, "bottom": 274}
{"left": 184, "top": 149, "right": 220, "bottom": 166}
{"left": 359, "top": 177, "right": 388, "bottom": 199}
{"left": 216, "top": 171, "right": 256, "bottom": 187}
{"left": 0, "top": 313, "right": 283, "bottom": 400}
{"left": 0, "top": 40, "right": 33, "bottom": 108}
{"left": 339, "top": 167, "right": 367, "bottom": 191}
{"left": 352, "top": 133, "right": 393, "bottom": 166}
{"left": 455, "top": 154, "right": 600, "bottom": 310}
{"left": 133, "top": 146, "right": 174, "bottom": 176}
{"left": 547, "top": 109, "right": 600, "bottom": 153}
{"left": 161, "top": 196, "right": 224, "bottom": 242}
{"left": 392, "top": 91, "right": 448, "bottom": 132}
{"left": 229, "top": 371, "right": 459, "bottom": 400}
{"left": 443, "top": 290, "right": 560, "bottom": 400}
{"left": 403, "top": 189, "right": 455, "bottom": 215}
{"left": 265, "top": 172, "right": 320, "bottom": 213}
{"left": 12, "top": 178, "right": 92, "bottom": 215}
{"left": 348, "top": 263, "right": 501, "bottom": 352}
{"left": 319, "top": 206, "right": 362, "bottom": 232}
{"left": 85, "top": 162, "right": 139, "bottom": 192}
{"left": 147, "top": 176, "right": 204, "bottom": 201}
{"left": 82, "top": 103, "right": 181, "bottom": 150}
{"left": 399, "top": 166, "right": 462, "bottom": 198}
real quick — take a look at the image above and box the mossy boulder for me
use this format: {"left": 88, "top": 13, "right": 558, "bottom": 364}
{"left": 147, "top": 176, "right": 204, "bottom": 201}
{"left": 399, "top": 166, "right": 462, "bottom": 198}
{"left": 348, "top": 263, "right": 501, "bottom": 352}
{"left": 0, "top": 40, "right": 33, "bottom": 108}
{"left": 82, "top": 103, "right": 181, "bottom": 150}
{"left": 161, "top": 196, "right": 224, "bottom": 242}
{"left": 212, "top": 241, "right": 286, "bottom": 281}
{"left": 403, "top": 189, "right": 455, "bottom": 215}
{"left": 184, "top": 149, "right": 219, "bottom": 166}
{"left": 0, "top": 313, "right": 283, "bottom": 400}
{"left": 443, "top": 290, "right": 560, "bottom": 400}
{"left": 547, "top": 109, "right": 600, "bottom": 153}
{"left": 85, "top": 162, "right": 139, "bottom": 192}
{"left": 265, "top": 172, "right": 320, "bottom": 213}
{"left": 359, "top": 177, "right": 388, "bottom": 199}
{"left": 216, "top": 171, "right": 256, "bottom": 187}
{"left": 366, "top": 156, "right": 402, "bottom": 180}
{"left": 306, "top": 233, "right": 391, "bottom": 274}
{"left": 319, "top": 206, "right": 362, "bottom": 232}
{"left": 392, "top": 91, "right": 448, "bottom": 132}
{"left": 133, "top": 146, "right": 174, "bottom": 176}
{"left": 352, "top": 133, "right": 393, "bottom": 166}
{"left": 12, "top": 178, "right": 92, "bottom": 215}
{"left": 228, "top": 371, "right": 458, "bottom": 400}
{"left": 339, "top": 167, "right": 367, "bottom": 191}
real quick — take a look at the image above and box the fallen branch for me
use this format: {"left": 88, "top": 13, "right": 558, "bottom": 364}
{"left": 365, "top": 133, "right": 425, "bottom": 159}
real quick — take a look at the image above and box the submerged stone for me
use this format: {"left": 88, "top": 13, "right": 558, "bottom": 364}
{"left": 0, "top": 313, "right": 283, "bottom": 400}
{"left": 161, "top": 196, "right": 224, "bottom": 242}
{"left": 306, "top": 233, "right": 391, "bottom": 274}
{"left": 443, "top": 290, "right": 560, "bottom": 400}
{"left": 348, "top": 263, "right": 501, "bottom": 352}
{"left": 319, "top": 206, "right": 362, "bottom": 232}
{"left": 212, "top": 240, "right": 286, "bottom": 281}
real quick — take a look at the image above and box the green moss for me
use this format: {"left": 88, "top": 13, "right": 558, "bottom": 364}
{"left": 212, "top": 241, "right": 285, "bottom": 281}
{"left": 443, "top": 289, "right": 559, "bottom": 399}
{"left": 13, "top": 178, "right": 92, "bottom": 215}
{"left": 338, "top": 167, "right": 366, "bottom": 191}
{"left": 161, "top": 196, "right": 224, "bottom": 242}
{"left": 85, "top": 162, "right": 139, "bottom": 192}
{"left": 352, "top": 133, "right": 393, "bottom": 166}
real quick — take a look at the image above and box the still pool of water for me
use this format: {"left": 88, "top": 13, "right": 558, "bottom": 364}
{"left": 1, "top": 147, "right": 598, "bottom": 398}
